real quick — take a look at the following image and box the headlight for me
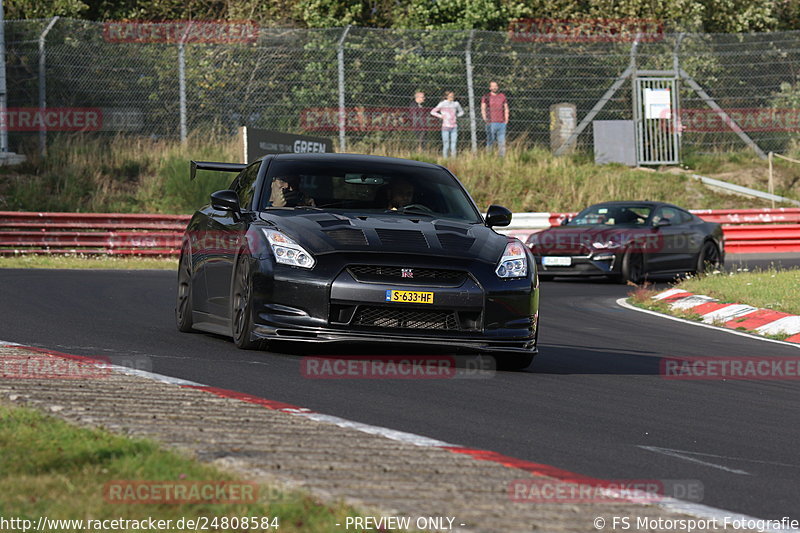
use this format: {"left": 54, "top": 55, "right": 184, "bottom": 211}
{"left": 496, "top": 241, "right": 528, "bottom": 279}
{"left": 591, "top": 240, "right": 622, "bottom": 249}
{"left": 262, "top": 229, "right": 315, "bottom": 269}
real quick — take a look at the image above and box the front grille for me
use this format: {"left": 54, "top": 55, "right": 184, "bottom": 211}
{"left": 348, "top": 265, "right": 467, "bottom": 286}
{"left": 324, "top": 228, "right": 368, "bottom": 246}
{"left": 353, "top": 306, "right": 459, "bottom": 330}
{"left": 375, "top": 229, "right": 429, "bottom": 249}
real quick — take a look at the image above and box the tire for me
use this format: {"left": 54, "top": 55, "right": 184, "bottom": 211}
{"left": 620, "top": 248, "right": 645, "bottom": 284}
{"left": 231, "top": 256, "right": 262, "bottom": 350}
{"left": 538, "top": 274, "right": 554, "bottom": 282}
{"left": 175, "top": 249, "right": 194, "bottom": 332}
{"left": 696, "top": 241, "right": 721, "bottom": 275}
{"left": 494, "top": 352, "right": 535, "bottom": 371}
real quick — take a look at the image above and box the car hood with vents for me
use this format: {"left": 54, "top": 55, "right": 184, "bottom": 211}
{"left": 258, "top": 211, "right": 508, "bottom": 263}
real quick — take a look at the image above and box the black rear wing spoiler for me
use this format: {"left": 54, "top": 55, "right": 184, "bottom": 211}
{"left": 190, "top": 160, "right": 247, "bottom": 180}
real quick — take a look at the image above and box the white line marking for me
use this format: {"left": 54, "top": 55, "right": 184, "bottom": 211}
{"left": 0, "top": 340, "right": 22, "bottom": 346}
{"left": 639, "top": 446, "right": 750, "bottom": 475}
{"left": 108, "top": 365, "right": 202, "bottom": 386}
{"left": 647, "top": 447, "right": 800, "bottom": 469}
{"left": 616, "top": 298, "right": 800, "bottom": 349}
{"left": 294, "top": 411, "right": 456, "bottom": 447}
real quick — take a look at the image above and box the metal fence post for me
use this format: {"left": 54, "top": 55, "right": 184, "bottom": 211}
{"left": 38, "top": 16, "right": 59, "bottom": 157}
{"left": 178, "top": 22, "right": 193, "bottom": 145}
{"left": 337, "top": 26, "right": 351, "bottom": 152}
{"left": 465, "top": 30, "right": 477, "bottom": 153}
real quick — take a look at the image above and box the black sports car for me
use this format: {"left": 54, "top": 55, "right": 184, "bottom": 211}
{"left": 526, "top": 201, "right": 724, "bottom": 283}
{"left": 176, "top": 154, "right": 539, "bottom": 369}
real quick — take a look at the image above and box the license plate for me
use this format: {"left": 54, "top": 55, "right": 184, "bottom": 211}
{"left": 542, "top": 256, "right": 572, "bottom": 267}
{"left": 385, "top": 290, "right": 434, "bottom": 304}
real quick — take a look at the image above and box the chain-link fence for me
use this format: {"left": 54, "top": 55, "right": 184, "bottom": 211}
{"left": 7, "top": 18, "right": 800, "bottom": 157}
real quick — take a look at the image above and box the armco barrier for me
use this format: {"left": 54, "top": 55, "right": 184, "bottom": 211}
{"left": 1, "top": 209, "right": 798, "bottom": 256}
{"left": 0, "top": 212, "right": 190, "bottom": 255}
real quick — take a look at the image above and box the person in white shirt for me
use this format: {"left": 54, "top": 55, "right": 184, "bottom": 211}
{"left": 430, "top": 91, "right": 465, "bottom": 158}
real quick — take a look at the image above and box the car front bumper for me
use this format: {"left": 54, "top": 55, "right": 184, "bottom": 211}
{"left": 247, "top": 252, "right": 539, "bottom": 355}
{"left": 535, "top": 253, "right": 620, "bottom": 277}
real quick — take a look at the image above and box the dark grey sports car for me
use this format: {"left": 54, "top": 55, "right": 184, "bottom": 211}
{"left": 527, "top": 201, "right": 724, "bottom": 283}
{"left": 176, "top": 154, "right": 539, "bottom": 369}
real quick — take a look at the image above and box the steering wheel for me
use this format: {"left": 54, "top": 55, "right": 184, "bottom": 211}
{"left": 400, "top": 203, "right": 435, "bottom": 214}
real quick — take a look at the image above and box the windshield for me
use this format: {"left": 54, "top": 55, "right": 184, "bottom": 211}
{"left": 569, "top": 205, "right": 652, "bottom": 226}
{"left": 260, "top": 159, "right": 482, "bottom": 223}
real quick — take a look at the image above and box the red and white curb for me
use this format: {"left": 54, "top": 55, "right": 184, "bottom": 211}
{"left": 650, "top": 288, "right": 800, "bottom": 345}
{"left": 0, "top": 340, "right": 792, "bottom": 532}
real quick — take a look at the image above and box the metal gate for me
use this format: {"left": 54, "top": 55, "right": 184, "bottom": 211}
{"left": 633, "top": 77, "right": 681, "bottom": 165}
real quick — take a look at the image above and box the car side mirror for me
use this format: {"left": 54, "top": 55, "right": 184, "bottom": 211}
{"left": 210, "top": 190, "right": 241, "bottom": 215}
{"left": 486, "top": 204, "right": 512, "bottom": 228}
{"left": 654, "top": 218, "right": 671, "bottom": 228}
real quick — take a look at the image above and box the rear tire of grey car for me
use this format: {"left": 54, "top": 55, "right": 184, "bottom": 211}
{"left": 232, "top": 256, "right": 262, "bottom": 350}
{"left": 175, "top": 249, "right": 194, "bottom": 333}
{"left": 538, "top": 274, "right": 554, "bottom": 282}
{"left": 696, "top": 241, "right": 721, "bottom": 275}
{"left": 621, "top": 248, "right": 645, "bottom": 284}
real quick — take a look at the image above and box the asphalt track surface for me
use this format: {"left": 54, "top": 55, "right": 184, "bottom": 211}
{"left": 1, "top": 253, "right": 800, "bottom": 521}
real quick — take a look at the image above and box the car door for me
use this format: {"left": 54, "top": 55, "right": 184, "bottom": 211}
{"left": 646, "top": 206, "right": 686, "bottom": 272}
{"left": 672, "top": 209, "right": 704, "bottom": 271}
{"left": 204, "top": 162, "right": 261, "bottom": 323}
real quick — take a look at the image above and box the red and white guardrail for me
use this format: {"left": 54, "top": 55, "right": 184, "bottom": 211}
{"left": 1, "top": 208, "right": 799, "bottom": 256}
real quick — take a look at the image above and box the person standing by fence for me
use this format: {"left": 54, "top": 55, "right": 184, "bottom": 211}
{"left": 409, "top": 91, "right": 428, "bottom": 151}
{"left": 481, "top": 81, "right": 509, "bottom": 156}
{"left": 430, "top": 91, "right": 465, "bottom": 158}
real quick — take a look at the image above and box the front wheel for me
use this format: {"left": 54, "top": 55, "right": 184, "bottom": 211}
{"left": 175, "top": 249, "right": 194, "bottom": 332}
{"left": 696, "top": 241, "right": 721, "bottom": 274}
{"left": 231, "top": 257, "right": 262, "bottom": 350}
{"left": 620, "top": 248, "right": 645, "bottom": 284}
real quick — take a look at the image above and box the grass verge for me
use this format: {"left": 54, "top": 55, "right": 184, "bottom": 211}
{"left": 0, "top": 255, "right": 178, "bottom": 270}
{"left": 0, "top": 134, "right": 783, "bottom": 215}
{"left": 627, "top": 268, "right": 800, "bottom": 339}
{"left": 0, "top": 401, "right": 384, "bottom": 532}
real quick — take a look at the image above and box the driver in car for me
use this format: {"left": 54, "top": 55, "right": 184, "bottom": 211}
{"left": 385, "top": 178, "right": 415, "bottom": 210}
{"left": 269, "top": 176, "right": 315, "bottom": 208}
